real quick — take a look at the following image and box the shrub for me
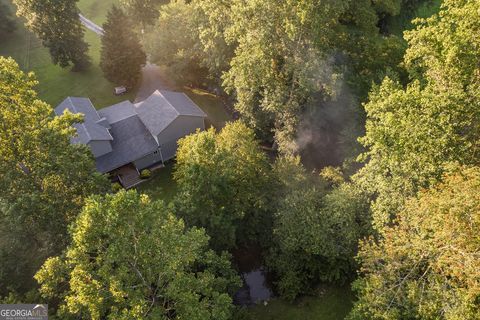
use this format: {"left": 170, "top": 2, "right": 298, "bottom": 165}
{"left": 140, "top": 169, "right": 151, "bottom": 179}
{"left": 112, "top": 182, "right": 122, "bottom": 192}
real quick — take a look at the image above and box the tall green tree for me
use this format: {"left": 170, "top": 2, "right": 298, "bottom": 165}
{"left": 173, "top": 121, "right": 272, "bottom": 250}
{"left": 36, "top": 190, "right": 240, "bottom": 320}
{"left": 349, "top": 166, "right": 480, "bottom": 320}
{"left": 145, "top": 0, "right": 231, "bottom": 87}
{"left": 147, "top": 0, "right": 406, "bottom": 152}
{"left": 100, "top": 5, "right": 146, "bottom": 88}
{"left": 0, "top": 1, "right": 16, "bottom": 37}
{"left": 267, "top": 156, "right": 371, "bottom": 300}
{"left": 0, "top": 57, "right": 108, "bottom": 294}
{"left": 14, "top": 0, "right": 90, "bottom": 70}
{"left": 121, "top": 0, "right": 166, "bottom": 29}
{"left": 354, "top": 0, "right": 480, "bottom": 232}
{"left": 221, "top": 0, "right": 346, "bottom": 149}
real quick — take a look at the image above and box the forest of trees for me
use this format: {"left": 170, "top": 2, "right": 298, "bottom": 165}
{"left": 0, "top": 0, "right": 479, "bottom": 319}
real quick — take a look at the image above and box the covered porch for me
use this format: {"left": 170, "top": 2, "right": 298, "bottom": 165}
{"left": 112, "top": 164, "right": 142, "bottom": 189}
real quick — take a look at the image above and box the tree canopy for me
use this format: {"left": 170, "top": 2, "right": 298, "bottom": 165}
{"left": 0, "top": 57, "right": 108, "bottom": 294}
{"left": 349, "top": 167, "right": 480, "bottom": 320}
{"left": 36, "top": 190, "right": 241, "bottom": 320}
{"left": 267, "top": 156, "right": 371, "bottom": 300}
{"left": 173, "top": 121, "right": 272, "bottom": 250}
{"left": 146, "top": 0, "right": 407, "bottom": 152}
{"left": 14, "top": 0, "right": 90, "bottom": 70}
{"left": 121, "top": 0, "right": 167, "bottom": 29}
{"left": 354, "top": 0, "right": 480, "bottom": 232}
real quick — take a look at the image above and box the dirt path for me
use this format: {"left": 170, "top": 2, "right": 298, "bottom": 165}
{"left": 134, "top": 62, "right": 174, "bottom": 102}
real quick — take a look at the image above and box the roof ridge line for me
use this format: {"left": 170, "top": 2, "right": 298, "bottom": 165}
{"left": 180, "top": 92, "right": 208, "bottom": 117}
{"left": 66, "top": 97, "right": 77, "bottom": 113}
{"left": 81, "top": 123, "right": 91, "bottom": 141}
{"left": 158, "top": 90, "right": 180, "bottom": 116}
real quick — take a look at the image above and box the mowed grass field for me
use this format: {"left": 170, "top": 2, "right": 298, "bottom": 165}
{"left": 0, "top": 0, "right": 135, "bottom": 108}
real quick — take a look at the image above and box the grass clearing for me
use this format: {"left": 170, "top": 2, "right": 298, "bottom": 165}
{"left": 248, "top": 286, "right": 354, "bottom": 320}
{"left": 0, "top": 0, "right": 135, "bottom": 107}
{"left": 135, "top": 162, "right": 177, "bottom": 203}
{"left": 184, "top": 88, "right": 232, "bottom": 129}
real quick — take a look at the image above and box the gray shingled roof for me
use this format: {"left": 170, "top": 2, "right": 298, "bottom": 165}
{"left": 161, "top": 91, "right": 207, "bottom": 117}
{"left": 56, "top": 90, "right": 206, "bottom": 173}
{"left": 134, "top": 90, "right": 206, "bottom": 136}
{"left": 95, "top": 114, "right": 158, "bottom": 173}
{"left": 98, "top": 100, "right": 137, "bottom": 124}
{"left": 54, "top": 97, "right": 113, "bottom": 143}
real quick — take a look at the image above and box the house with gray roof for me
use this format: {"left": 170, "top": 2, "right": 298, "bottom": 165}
{"left": 55, "top": 90, "right": 206, "bottom": 187}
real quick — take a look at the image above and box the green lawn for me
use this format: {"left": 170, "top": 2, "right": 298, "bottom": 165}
{"left": 0, "top": 0, "right": 135, "bottom": 108}
{"left": 248, "top": 286, "right": 354, "bottom": 320}
{"left": 185, "top": 88, "right": 232, "bottom": 129}
{"left": 135, "top": 162, "right": 177, "bottom": 203}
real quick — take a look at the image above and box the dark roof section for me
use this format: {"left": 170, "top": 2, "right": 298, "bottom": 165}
{"left": 54, "top": 97, "right": 113, "bottom": 143}
{"left": 95, "top": 115, "right": 158, "bottom": 173}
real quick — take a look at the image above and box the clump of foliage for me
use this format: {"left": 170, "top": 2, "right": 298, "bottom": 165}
{"left": 173, "top": 121, "right": 272, "bottom": 251}
{"left": 36, "top": 190, "right": 241, "bottom": 319}
{"left": 147, "top": 0, "right": 407, "bottom": 151}
{"left": 14, "top": 0, "right": 90, "bottom": 70}
{"left": 100, "top": 5, "right": 146, "bottom": 88}
{"left": 140, "top": 169, "right": 151, "bottom": 179}
{"left": 111, "top": 182, "right": 123, "bottom": 192}
{"left": 0, "top": 57, "right": 108, "bottom": 294}
{"left": 349, "top": 167, "right": 480, "bottom": 320}
{"left": 121, "top": 0, "right": 167, "bottom": 29}
{"left": 267, "top": 156, "right": 371, "bottom": 300}
{"left": 354, "top": 0, "right": 480, "bottom": 232}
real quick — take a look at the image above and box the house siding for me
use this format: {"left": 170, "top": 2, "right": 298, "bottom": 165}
{"left": 133, "top": 150, "right": 163, "bottom": 170}
{"left": 157, "top": 116, "right": 205, "bottom": 161}
{"left": 88, "top": 140, "right": 112, "bottom": 158}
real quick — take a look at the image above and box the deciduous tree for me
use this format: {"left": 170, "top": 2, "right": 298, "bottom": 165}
{"left": 349, "top": 167, "right": 480, "bottom": 320}
{"left": 14, "top": 0, "right": 90, "bottom": 70}
{"left": 354, "top": 0, "right": 480, "bottom": 232}
{"left": 145, "top": 0, "right": 233, "bottom": 87}
{"left": 267, "top": 156, "right": 371, "bottom": 300}
{"left": 0, "top": 57, "right": 108, "bottom": 294}
{"left": 121, "top": 0, "right": 166, "bottom": 29}
{"left": 173, "top": 122, "right": 272, "bottom": 250}
{"left": 36, "top": 190, "right": 240, "bottom": 320}
{"left": 146, "top": 0, "right": 407, "bottom": 152}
